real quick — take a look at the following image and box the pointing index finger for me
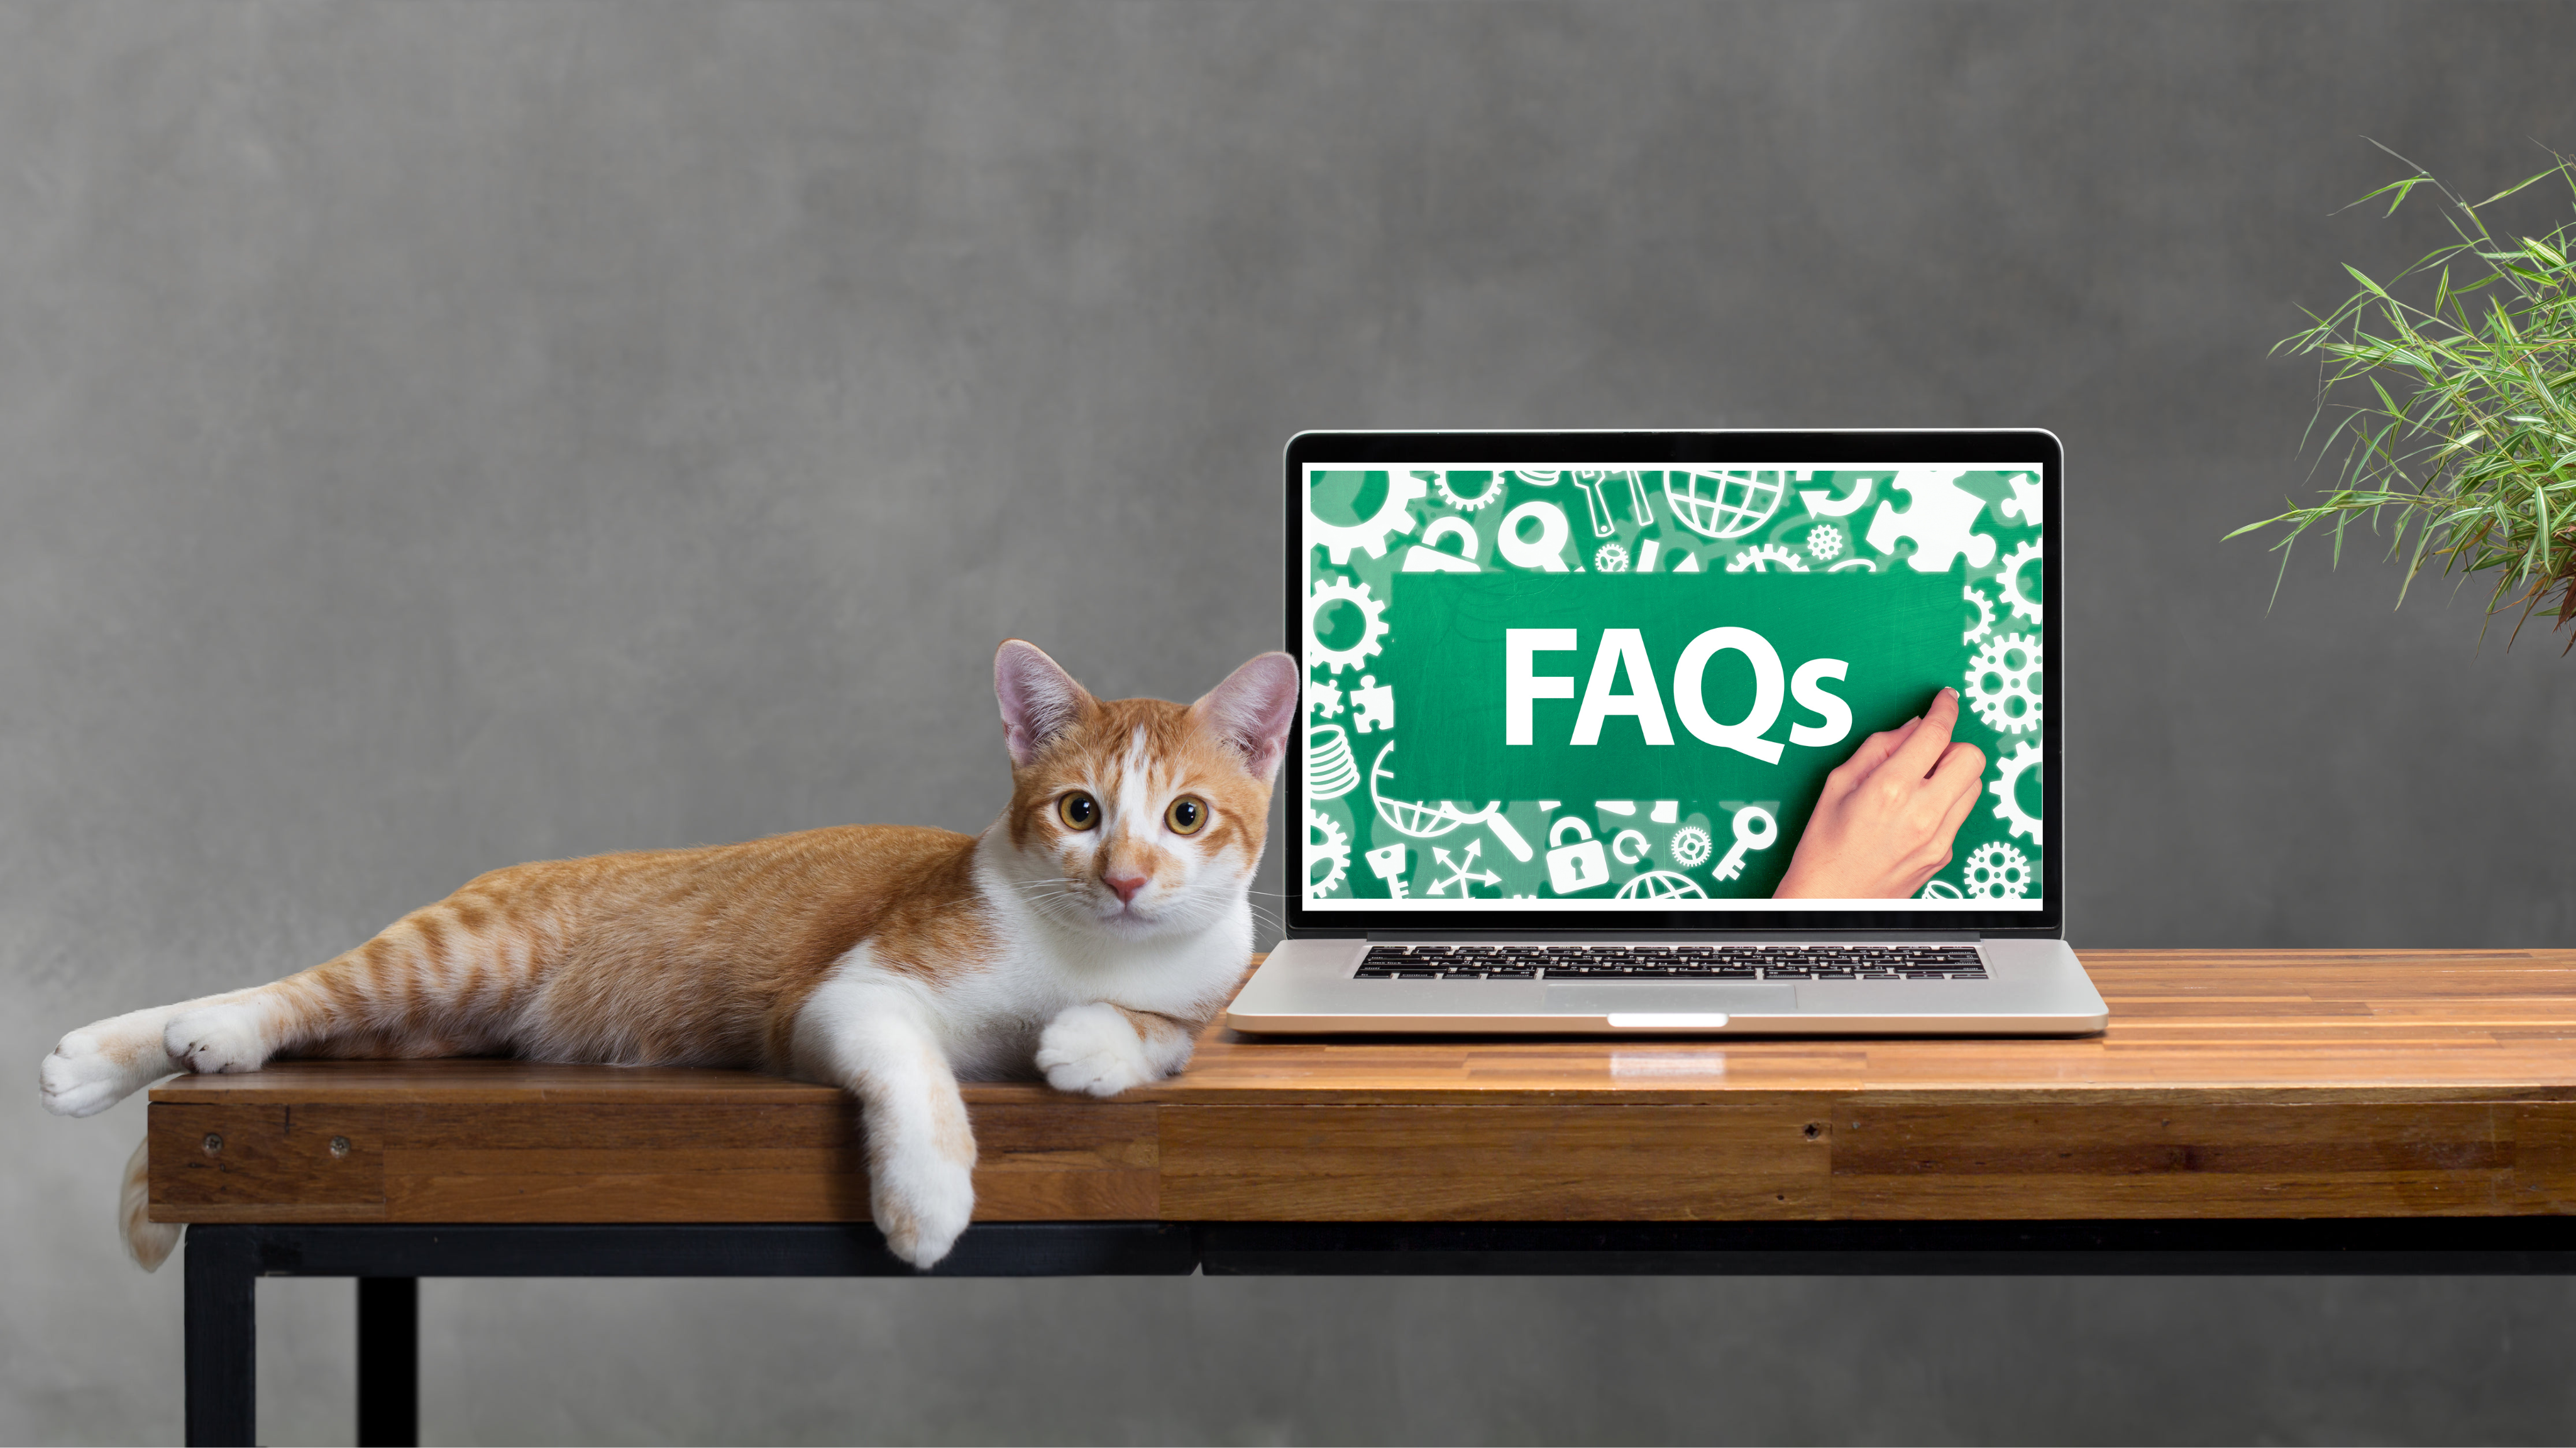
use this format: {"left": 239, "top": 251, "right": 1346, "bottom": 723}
{"left": 1890, "top": 687, "right": 1962, "bottom": 781}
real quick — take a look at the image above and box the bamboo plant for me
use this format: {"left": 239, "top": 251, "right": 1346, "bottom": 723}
{"left": 2236, "top": 145, "right": 2576, "bottom": 646}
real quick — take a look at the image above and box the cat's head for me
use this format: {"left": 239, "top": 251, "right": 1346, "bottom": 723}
{"left": 991, "top": 640, "right": 1297, "bottom": 940}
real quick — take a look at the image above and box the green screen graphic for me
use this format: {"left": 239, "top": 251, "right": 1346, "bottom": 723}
{"left": 1301, "top": 464, "right": 2045, "bottom": 909}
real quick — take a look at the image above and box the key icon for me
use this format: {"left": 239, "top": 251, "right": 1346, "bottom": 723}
{"left": 1710, "top": 805, "right": 1778, "bottom": 882}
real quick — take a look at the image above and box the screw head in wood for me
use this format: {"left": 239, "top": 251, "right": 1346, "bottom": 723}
{"left": 202, "top": 1133, "right": 223, "bottom": 1155}
{"left": 329, "top": 1136, "right": 351, "bottom": 1158}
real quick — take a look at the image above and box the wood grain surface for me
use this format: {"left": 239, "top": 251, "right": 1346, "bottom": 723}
{"left": 148, "top": 950, "right": 2576, "bottom": 1224}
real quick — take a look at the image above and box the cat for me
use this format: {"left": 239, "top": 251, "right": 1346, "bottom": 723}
{"left": 38, "top": 640, "right": 1299, "bottom": 1271}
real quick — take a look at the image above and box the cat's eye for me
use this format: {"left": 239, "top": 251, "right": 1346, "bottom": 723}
{"left": 1165, "top": 796, "right": 1208, "bottom": 835}
{"left": 1057, "top": 792, "right": 1099, "bottom": 831}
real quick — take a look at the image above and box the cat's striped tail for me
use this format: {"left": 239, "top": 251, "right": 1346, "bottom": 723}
{"left": 122, "top": 1134, "right": 182, "bottom": 1271}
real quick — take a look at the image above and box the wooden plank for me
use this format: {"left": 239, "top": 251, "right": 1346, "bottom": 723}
{"left": 1159, "top": 1104, "right": 1830, "bottom": 1220}
{"left": 1824, "top": 1100, "right": 2519, "bottom": 1219}
{"left": 143, "top": 951, "right": 2576, "bottom": 1224}
{"left": 152, "top": 1103, "right": 387, "bottom": 1219}
{"left": 150, "top": 1097, "right": 1155, "bottom": 1224}
{"left": 2499, "top": 1104, "right": 2576, "bottom": 1213}
{"left": 1152, "top": 1097, "right": 2573, "bottom": 1222}
{"left": 379, "top": 1170, "right": 871, "bottom": 1224}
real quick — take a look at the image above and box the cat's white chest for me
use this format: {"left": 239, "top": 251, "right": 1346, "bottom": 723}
{"left": 792, "top": 824, "right": 1259, "bottom": 1083}
{"left": 970, "top": 835, "right": 1253, "bottom": 1012}
{"left": 802, "top": 892, "right": 1252, "bottom": 1085}
{"left": 966, "top": 898, "right": 1251, "bottom": 1028}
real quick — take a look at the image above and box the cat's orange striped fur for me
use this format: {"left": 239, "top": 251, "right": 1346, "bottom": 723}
{"left": 41, "top": 641, "right": 1299, "bottom": 1271}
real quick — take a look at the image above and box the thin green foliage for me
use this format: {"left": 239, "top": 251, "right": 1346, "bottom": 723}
{"left": 2233, "top": 142, "right": 2576, "bottom": 649}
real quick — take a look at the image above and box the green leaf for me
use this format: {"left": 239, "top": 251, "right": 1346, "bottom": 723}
{"left": 2242, "top": 150, "right": 2576, "bottom": 649}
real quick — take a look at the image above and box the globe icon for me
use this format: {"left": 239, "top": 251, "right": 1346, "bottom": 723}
{"left": 1616, "top": 870, "right": 1710, "bottom": 900}
{"left": 1663, "top": 469, "right": 1787, "bottom": 540}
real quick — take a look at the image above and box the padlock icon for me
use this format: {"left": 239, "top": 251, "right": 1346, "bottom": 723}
{"left": 1545, "top": 816, "right": 1611, "bottom": 894}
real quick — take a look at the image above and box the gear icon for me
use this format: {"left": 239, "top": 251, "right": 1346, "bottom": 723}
{"left": 1962, "top": 841, "right": 2032, "bottom": 899}
{"left": 1805, "top": 523, "right": 1846, "bottom": 562}
{"left": 1669, "top": 825, "right": 1712, "bottom": 869}
{"left": 1306, "top": 804, "right": 1351, "bottom": 896}
{"left": 1593, "top": 540, "right": 1631, "bottom": 573}
{"left": 1436, "top": 471, "right": 1502, "bottom": 512}
{"left": 1996, "top": 539, "right": 2042, "bottom": 624}
{"left": 1726, "top": 543, "right": 1810, "bottom": 573}
{"left": 1309, "top": 469, "right": 1428, "bottom": 564}
{"left": 1990, "top": 740, "right": 2041, "bottom": 845}
{"left": 1963, "top": 582, "right": 1996, "bottom": 645}
{"left": 1964, "top": 632, "right": 2041, "bottom": 734}
{"left": 1305, "top": 577, "right": 1390, "bottom": 676}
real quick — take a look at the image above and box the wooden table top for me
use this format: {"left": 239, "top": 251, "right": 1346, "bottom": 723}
{"left": 150, "top": 949, "right": 2576, "bottom": 1226}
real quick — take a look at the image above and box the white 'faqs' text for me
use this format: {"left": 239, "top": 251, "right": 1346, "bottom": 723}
{"left": 1504, "top": 627, "right": 1851, "bottom": 764}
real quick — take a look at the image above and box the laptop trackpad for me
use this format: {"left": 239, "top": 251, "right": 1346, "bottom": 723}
{"left": 1543, "top": 984, "right": 1798, "bottom": 1016}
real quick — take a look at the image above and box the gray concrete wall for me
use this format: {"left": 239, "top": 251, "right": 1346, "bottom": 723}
{"left": 8, "top": 3, "right": 2576, "bottom": 1442}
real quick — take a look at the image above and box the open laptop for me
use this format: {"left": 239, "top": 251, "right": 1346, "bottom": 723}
{"left": 1228, "top": 429, "right": 2105, "bottom": 1035}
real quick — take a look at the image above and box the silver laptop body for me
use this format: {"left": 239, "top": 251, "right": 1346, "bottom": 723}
{"left": 1231, "top": 429, "right": 2104, "bottom": 1036}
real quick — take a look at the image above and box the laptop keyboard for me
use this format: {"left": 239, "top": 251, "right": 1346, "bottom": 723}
{"left": 1354, "top": 943, "right": 1986, "bottom": 980}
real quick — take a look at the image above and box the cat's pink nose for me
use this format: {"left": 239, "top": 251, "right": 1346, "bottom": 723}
{"left": 1104, "top": 873, "right": 1148, "bottom": 905}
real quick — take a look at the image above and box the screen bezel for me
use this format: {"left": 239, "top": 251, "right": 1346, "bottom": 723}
{"left": 1282, "top": 429, "right": 2064, "bottom": 939}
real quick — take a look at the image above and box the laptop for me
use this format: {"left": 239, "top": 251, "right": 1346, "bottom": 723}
{"left": 1228, "top": 429, "right": 2106, "bottom": 1036}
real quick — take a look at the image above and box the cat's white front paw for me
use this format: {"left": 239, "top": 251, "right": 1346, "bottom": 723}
{"left": 871, "top": 1148, "right": 974, "bottom": 1270}
{"left": 164, "top": 1006, "right": 267, "bottom": 1077}
{"left": 1036, "top": 1003, "right": 1155, "bottom": 1099}
{"left": 40, "top": 1026, "right": 170, "bottom": 1117}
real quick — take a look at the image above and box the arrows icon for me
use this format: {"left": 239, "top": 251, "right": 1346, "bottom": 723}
{"left": 1428, "top": 838, "right": 1502, "bottom": 897}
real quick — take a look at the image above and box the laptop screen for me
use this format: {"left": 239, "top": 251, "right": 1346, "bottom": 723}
{"left": 1295, "top": 451, "right": 2049, "bottom": 919}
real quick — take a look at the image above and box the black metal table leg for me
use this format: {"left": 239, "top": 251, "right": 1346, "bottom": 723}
{"left": 356, "top": 1278, "right": 419, "bottom": 1447}
{"left": 184, "top": 1226, "right": 256, "bottom": 1448}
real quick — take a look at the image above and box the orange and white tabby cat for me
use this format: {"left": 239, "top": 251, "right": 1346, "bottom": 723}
{"left": 39, "top": 640, "right": 1299, "bottom": 1271}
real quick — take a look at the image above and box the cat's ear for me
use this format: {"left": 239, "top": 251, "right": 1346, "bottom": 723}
{"left": 994, "top": 639, "right": 1095, "bottom": 768}
{"left": 1190, "top": 651, "right": 1301, "bottom": 782}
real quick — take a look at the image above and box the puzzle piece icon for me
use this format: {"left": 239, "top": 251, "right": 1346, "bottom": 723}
{"left": 1864, "top": 468, "right": 1998, "bottom": 574}
{"left": 1349, "top": 675, "right": 1395, "bottom": 734}
{"left": 1998, "top": 471, "right": 2043, "bottom": 525}
{"left": 1306, "top": 678, "right": 1344, "bottom": 721}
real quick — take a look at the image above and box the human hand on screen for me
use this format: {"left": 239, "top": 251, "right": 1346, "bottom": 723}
{"left": 1773, "top": 687, "right": 1986, "bottom": 901}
